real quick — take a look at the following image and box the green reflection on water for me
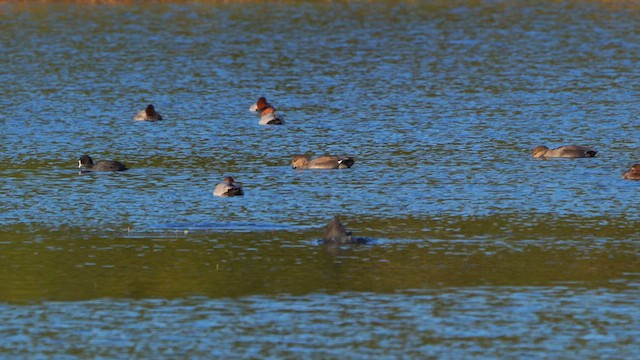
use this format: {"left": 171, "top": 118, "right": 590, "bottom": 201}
{"left": 1, "top": 213, "right": 638, "bottom": 303}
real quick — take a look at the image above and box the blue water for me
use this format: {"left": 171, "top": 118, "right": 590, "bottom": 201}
{"left": 1, "top": 289, "right": 639, "bottom": 358}
{"left": 0, "top": 1, "right": 639, "bottom": 358}
{"left": 2, "top": 1, "right": 639, "bottom": 230}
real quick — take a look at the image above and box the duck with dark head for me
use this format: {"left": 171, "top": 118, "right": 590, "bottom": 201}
{"left": 78, "top": 155, "right": 128, "bottom": 172}
{"left": 134, "top": 104, "right": 163, "bottom": 121}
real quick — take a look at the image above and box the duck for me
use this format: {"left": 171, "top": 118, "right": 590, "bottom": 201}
{"left": 78, "top": 155, "right": 128, "bottom": 172}
{"left": 249, "top": 97, "right": 284, "bottom": 125}
{"left": 134, "top": 104, "right": 163, "bottom": 121}
{"left": 213, "top": 176, "right": 244, "bottom": 197}
{"left": 622, "top": 164, "right": 640, "bottom": 180}
{"left": 321, "top": 215, "right": 367, "bottom": 245}
{"left": 292, "top": 155, "right": 355, "bottom": 169}
{"left": 259, "top": 110, "right": 284, "bottom": 125}
{"left": 249, "top": 97, "right": 275, "bottom": 113}
{"left": 532, "top": 145, "right": 597, "bottom": 158}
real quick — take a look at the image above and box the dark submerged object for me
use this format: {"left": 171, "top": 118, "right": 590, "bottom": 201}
{"left": 321, "top": 215, "right": 368, "bottom": 245}
{"left": 78, "top": 155, "right": 128, "bottom": 172}
{"left": 144, "top": 104, "right": 162, "bottom": 121}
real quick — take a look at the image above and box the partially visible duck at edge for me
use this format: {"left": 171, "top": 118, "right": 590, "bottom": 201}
{"left": 78, "top": 155, "right": 128, "bottom": 172}
{"left": 134, "top": 104, "right": 163, "bottom": 121}
{"left": 249, "top": 97, "right": 284, "bottom": 125}
{"left": 321, "top": 215, "right": 367, "bottom": 245}
{"left": 213, "top": 176, "right": 244, "bottom": 197}
{"left": 292, "top": 155, "right": 354, "bottom": 169}
{"left": 623, "top": 164, "right": 640, "bottom": 180}
{"left": 532, "top": 145, "right": 597, "bottom": 158}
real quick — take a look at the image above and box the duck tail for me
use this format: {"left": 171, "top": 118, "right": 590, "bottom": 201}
{"left": 267, "top": 116, "right": 284, "bottom": 125}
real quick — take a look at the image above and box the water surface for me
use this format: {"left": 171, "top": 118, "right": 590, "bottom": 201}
{"left": 0, "top": 0, "right": 639, "bottom": 358}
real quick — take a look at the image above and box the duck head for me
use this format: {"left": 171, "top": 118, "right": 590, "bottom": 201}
{"left": 145, "top": 104, "right": 157, "bottom": 117}
{"left": 532, "top": 146, "right": 549, "bottom": 158}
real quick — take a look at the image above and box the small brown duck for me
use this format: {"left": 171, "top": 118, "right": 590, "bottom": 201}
{"left": 213, "top": 176, "right": 244, "bottom": 197}
{"left": 623, "top": 164, "right": 640, "bottom": 180}
{"left": 292, "top": 155, "right": 355, "bottom": 169}
{"left": 134, "top": 104, "right": 163, "bottom": 121}
{"left": 532, "top": 145, "right": 597, "bottom": 158}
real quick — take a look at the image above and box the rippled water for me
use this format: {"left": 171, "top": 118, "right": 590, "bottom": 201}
{"left": 1, "top": 289, "right": 639, "bottom": 358}
{"left": 1, "top": 0, "right": 639, "bottom": 358}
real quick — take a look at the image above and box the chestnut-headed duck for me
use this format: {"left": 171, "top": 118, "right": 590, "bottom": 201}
{"left": 321, "top": 215, "right": 367, "bottom": 245}
{"left": 134, "top": 104, "right": 163, "bottom": 121}
{"left": 250, "top": 97, "right": 284, "bottom": 125}
{"left": 623, "top": 164, "right": 640, "bottom": 180}
{"left": 292, "top": 155, "right": 355, "bottom": 169}
{"left": 213, "top": 176, "right": 244, "bottom": 197}
{"left": 249, "top": 97, "right": 275, "bottom": 113}
{"left": 78, "top": 155, "right": 128, "bottom": 172}
{"left": 532, "top": 145, "right": 597, "bottom": 158}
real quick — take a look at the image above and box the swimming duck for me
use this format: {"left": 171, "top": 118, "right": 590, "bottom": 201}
{"left": 623, "top": 164, "right": 640, "bottom": 180}
{"left": 249, "top": 97, "right": 275, "bottom": 113}
{"left": 292, "top": 155, "right": 355, "bottom": 169}
{"left": 250, "top": 97, "right": 284, "bottom": 125}
{"left": 323, "top": 215, "right": 352, "bottom": 244}
{"left": 78, "top": 155, "right": 128, "bottom": 172}
{"left": 259, "top": 110, "right": 284, "bottom": 125}
{"left": 321, "top": 215, "right": 367, "bottom": 245}
{"left": 532, "top": 145, "right": 597, "bottom": 158}
{"left": 213, "top": 176, "right": 244, "bottom": 197}
{"left": 134, "top": 104, "right": 163, "bottom": 121}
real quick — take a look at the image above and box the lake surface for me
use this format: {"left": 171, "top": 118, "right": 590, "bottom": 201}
{"left": 1, "top": 0, "right": 639, "bottom": 358}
